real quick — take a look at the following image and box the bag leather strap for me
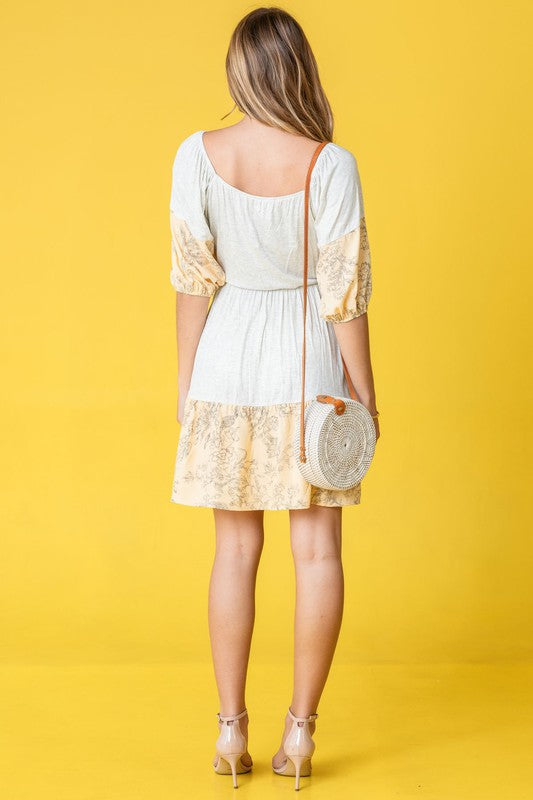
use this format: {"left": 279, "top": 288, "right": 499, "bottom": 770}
{"left": 299, "top": 141, "right": 359, "bottom": 464}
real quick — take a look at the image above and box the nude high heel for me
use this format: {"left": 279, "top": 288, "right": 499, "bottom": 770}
{"left": 272, "top": 706, "right": 319, "bottom": 790}
{"left": 213, "top": 707, "right": 252, "bottom": 788}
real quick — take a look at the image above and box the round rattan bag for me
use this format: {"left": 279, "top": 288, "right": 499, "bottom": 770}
{"left": 293, "top": 394, "right": 376, "bottom": 490}
{"left": 293, "top": 141, "right": 377, "bottom": 491}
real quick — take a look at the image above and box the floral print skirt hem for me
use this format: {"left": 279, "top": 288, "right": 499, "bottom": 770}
{"left": 170, "top": 397, "right": 361, "bottom": 511}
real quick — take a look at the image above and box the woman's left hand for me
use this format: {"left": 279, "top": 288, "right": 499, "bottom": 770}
{"left": 177, "top": 389, "right": 189, "bottom": 425}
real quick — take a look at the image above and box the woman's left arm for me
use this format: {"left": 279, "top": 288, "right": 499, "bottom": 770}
{"left": 175, "top": 293, "right": 209, "bottom": 423}
{"left": 169, "top": 137, "right": 227, "bottom": 423}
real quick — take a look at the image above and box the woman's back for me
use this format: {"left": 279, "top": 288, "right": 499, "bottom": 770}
{"left": 201, "top": 122, "right": 322, "bottom": 198}
{"left": 170, "top": 126, "right": 369, "bottom": 292}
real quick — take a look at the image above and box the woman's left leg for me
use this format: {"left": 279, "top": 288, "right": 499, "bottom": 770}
{"left": 209, "top": 508, "right": 265, "bottom": 767}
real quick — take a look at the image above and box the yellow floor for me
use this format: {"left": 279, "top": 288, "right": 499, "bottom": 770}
{"left": 1, "top": 662, "right": 532, "bottom": 798}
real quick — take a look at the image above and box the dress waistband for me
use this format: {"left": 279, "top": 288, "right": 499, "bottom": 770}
{"left": 222, "top": 281, "right": 319, "bottom": 291}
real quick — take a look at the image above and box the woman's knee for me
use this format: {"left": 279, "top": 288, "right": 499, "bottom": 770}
{"left": 289, "top": 506, "right": 342, "bottom": 564}
{"left": 213, "top": 509, "right": 265, "bottom": 561}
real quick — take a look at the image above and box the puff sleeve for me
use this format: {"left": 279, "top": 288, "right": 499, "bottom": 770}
{"left": 169, "top": 136, "right": 226, "bottom": 297}
{"left": 312, "top": 146, "right": 372, "bottom": 323}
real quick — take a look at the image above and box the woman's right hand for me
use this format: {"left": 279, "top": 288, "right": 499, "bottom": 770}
{"left": 366, "top": 403, "right": 380, "bottom": 442}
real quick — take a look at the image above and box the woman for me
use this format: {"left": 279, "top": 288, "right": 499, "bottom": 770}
{"left": 169, "top": 6, "right": 380, "bottom": 790}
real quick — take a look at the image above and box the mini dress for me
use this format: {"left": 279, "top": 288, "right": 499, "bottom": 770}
{"left": 169, "top": 129, "right": 372, "bottom": 511}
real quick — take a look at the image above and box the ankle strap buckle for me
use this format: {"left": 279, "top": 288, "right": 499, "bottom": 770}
{"left": 288, "top": 707, "right": 318, "bottom": 723}
{"left": 217, "top": 708, "right": 248, "bottom": 723}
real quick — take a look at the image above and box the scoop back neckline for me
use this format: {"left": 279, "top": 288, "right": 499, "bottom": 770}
{"left": 198, "top": 129, "right": 330, "bottom": 201}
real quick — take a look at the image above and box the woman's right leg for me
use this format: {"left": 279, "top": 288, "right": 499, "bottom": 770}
{"left": 210, "top": 508, "right": 264, "bottom": 768}
{"left": 272, "top": 504, "right": 344, "bottom": 768}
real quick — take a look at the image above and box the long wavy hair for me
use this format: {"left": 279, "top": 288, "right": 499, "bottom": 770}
{"left": 224, "top": 7, "right": 333, "bottom": 143}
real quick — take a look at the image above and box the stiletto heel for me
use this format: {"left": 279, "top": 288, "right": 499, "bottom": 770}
{"left": 213, "top": 707, "right": 252, "bottom": 787}
{"left": 272, "top": 706, "right": 319, "bottom": 790}
{"left": 288, "top": 754, "right": 311, "bottom": 791}
{"left": 224, "top": 752, "right": 241, "bottom": 789}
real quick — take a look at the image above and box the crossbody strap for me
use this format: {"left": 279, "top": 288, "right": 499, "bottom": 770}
{"left": 299, "top": 141, "right": 359, "bottom": 464}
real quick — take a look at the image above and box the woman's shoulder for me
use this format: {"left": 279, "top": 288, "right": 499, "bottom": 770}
{"left": 173, "top": 129, "right": 357, "bottom": 170}
{"left": 314, "top": 139, "right": 360, "bottom": 184}
{"left": 311, "top": 140, "right": 366, "bottom": 245}
{"left": 171, "top": 129, "right": 204, "bottom": 167}
{"left": 169, "top": 130, "right": 212, "bottom": 222}
{"left": 310, "top": 140, "right": 363, "bottom": 214}
{"left": 170, "top": 130, "right": 211, "bottom": 201}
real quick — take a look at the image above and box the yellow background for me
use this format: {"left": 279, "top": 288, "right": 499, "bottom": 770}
{"left": 1, "top": 1, "right": 532, "bottom": 797}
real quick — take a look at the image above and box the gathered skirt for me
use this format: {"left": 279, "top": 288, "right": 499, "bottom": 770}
{"left": 170, "top": 282, "right": 362, "bottom": 510}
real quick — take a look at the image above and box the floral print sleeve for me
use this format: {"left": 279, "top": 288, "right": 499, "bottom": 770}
{"left": 169, "top": 138, "right": 226, "bottom": 297}
{"left": 170, "top": 211, "right": 226, "bottom": 297}
{"left": 312, "top": 147, "right": 372, "bottom": 323}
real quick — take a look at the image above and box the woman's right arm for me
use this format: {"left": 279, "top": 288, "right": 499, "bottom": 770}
{"left": 312, "top": 146, "right": 379, "bottom": 438}
{"left": 331, "top": 312, "right": 380, "bottom": 440}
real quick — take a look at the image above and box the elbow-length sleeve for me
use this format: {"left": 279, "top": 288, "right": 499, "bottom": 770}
{"left": 312, "top": 146, "right": 372, "bottom": 323}
{"left": 169, "top": 136, "right": 226, "bottom": 297}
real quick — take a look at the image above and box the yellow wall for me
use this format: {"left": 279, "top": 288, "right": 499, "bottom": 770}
{"left": 1, "top": 0, "right": 532, "bottom": 665}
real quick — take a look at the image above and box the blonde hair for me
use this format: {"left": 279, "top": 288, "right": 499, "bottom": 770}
{"left": 224, "top": 7, "right": 333, "bottom": 142}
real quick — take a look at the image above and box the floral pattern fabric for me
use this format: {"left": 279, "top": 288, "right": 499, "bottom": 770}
{"left": 170, "top": 211, "right": 226, "bottom": 297}
{"left": 171, "top": 397, "right": 361, "bottom": 511}
{"left": 316, "top": 217, "right": 372, "bottom": 323}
